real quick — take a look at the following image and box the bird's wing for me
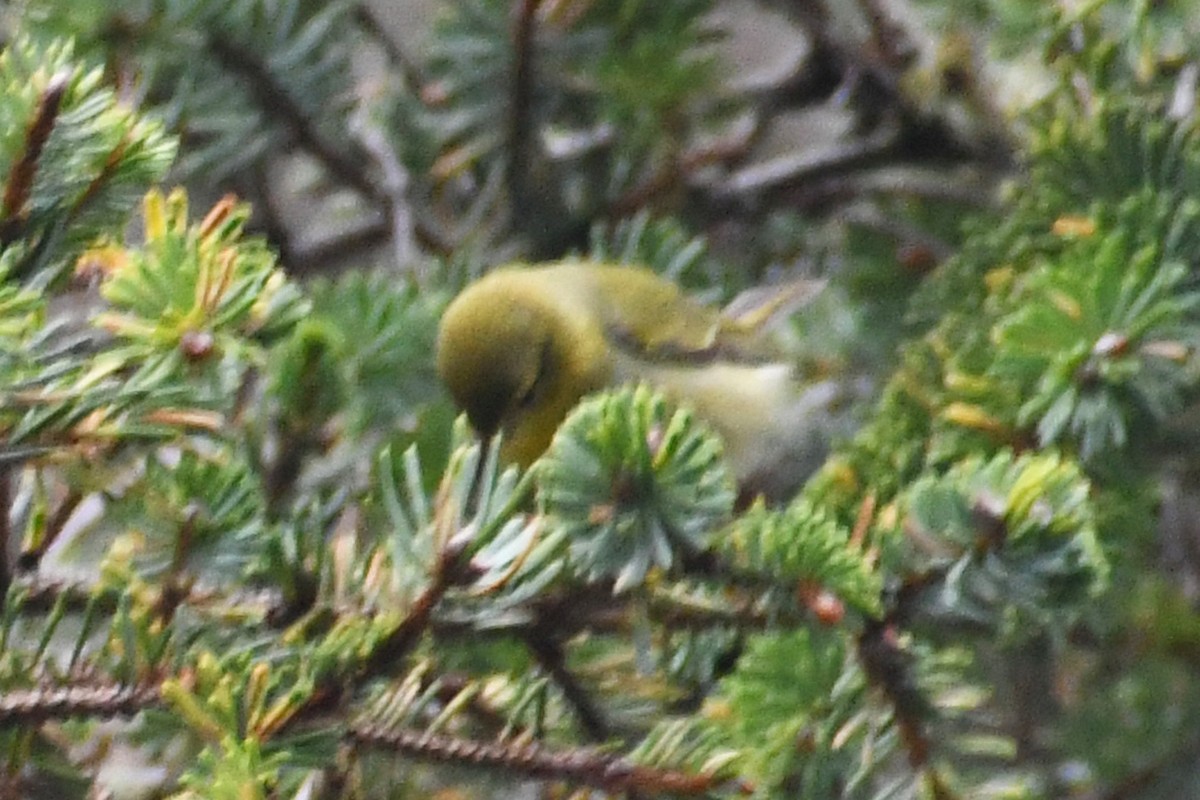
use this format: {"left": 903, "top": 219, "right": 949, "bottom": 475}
{"left": 589, "top": 266, "right": 731, "bottom": 364}
{"left": 720, "top": 278, "right": 827, "bottom": 334}
{"left": 583, "top": 265, "right": 815, "bottom": 365}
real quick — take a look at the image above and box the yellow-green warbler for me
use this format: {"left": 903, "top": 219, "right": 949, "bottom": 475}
{"left": 436, "top": 262, "right": 837, "bottom": 502}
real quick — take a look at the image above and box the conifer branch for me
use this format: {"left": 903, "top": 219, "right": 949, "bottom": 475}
{"left": 8, "top": 576, "right": 281, "bottom": 625}
{"left": 17, "top": 489, "right": 82, "bottom": 573}
{"left": 606, "top": 134, "right": 754, "bottom": 220}
{"left": 67, "top": 134, "right": 129, "bottom": 226}
{"left": 857, "top": 621, "right": 957, "bottom": 799}
{"left": 0, "top": 681, "right": 160, "bottom": 726}
{"left": 363, "top": 533, "right": 472, "bottom": 676}
{"left": 286, "top": 218, "right": 390, "bottom": 275}
{"left": 523, "top": 625, "right": 611, "bottom": 742}
{"left": 203, "top": 35, "right": 383, "bottom": 205}
{"left": 6, "top": 577, "right": 115, "bottom": 615}
{"left": 347, "top": 725, "right": 740, "bottom": 796}
{"left": 353, "top": 3, "right": 426, "bottom": 94}
{"left": 0, "top": 69, "right": 69, "bottom": 247}
{"left": 507, "top": 0, "right": 543, "bottom": 215}
{"left": 0, "top": 471, "right": 11, "bottom": 606}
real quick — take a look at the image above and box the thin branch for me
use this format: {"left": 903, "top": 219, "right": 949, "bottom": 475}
{"left": 523, "top": 627, "right": 611, "bottom": 742}
{"left": 64, "top": 133, "right": 129, "bottom": 228}
{"left": 507, "top": 0, "right": 543, "bottom": 212}
{"left": 5, "top": 577, "right": 114, "bottom": 615}
{"left": 263, "top": 428, "right": 320, "bottom": 520}
{"left": 244, "top": 161, "right": 296, "bottom": 269}
{"left": 353, "top": 3, "right": 427, "bottom": 93}
{"left": 856, "top": 0, "right": 919, "bottom": 75}
{"left": 0, "top": 470, "right": 10, "bottom": 607}
{"left": 347, "top": 725, "right": 743, "bottom": 796}
{"left": 679, "top": 549, "right": 807, "bottom": 596}
{"left": 16, "top": 489, "right": 82, "bottom": 574}
{"left": 787, "top": 164, "right": 1005, "bottom": 213}
{"left": 430, "top": 579, "right": 794, "bottom": 651}
{"left": 354, "top": 113, "right": 421, "bottom": 276}
{"left": 363, "top": 534, "right": 472, "bottom": 676}
{"left": 646, "top": 590, "right": 773, "bottom": 631}
{"left": 0, "top": 682, "right": 160, "bottom": 726}
{"left": 204, "top": 35, "right": 383, "bottom": 205}
{"left": 716, "top": 122, "right": 900, "bottom": 199}
{"left": 284, "top": 212, "right": 454, "bottom": 275}
{"left": 285, "top": 216, "right": 390, "bottom": 276}
{"left": 777, "top": 1, "right": 902, "bottom": 107}
{"left": 857, "top": 621, "right": 958, "bottom": 800}
{"left": 155, "top": 506, "right": 200, "bottom": 624}
{"left": 6, "top": 575, "right": 281, "bottom": 624}
{"left": 607, "top": 132, "right": 755, "bottom": 219}
{"left": 0, "top": 70, "right": 69, "bottom": 247}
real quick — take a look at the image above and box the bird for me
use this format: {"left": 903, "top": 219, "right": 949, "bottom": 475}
{"left": 435, "top": 261, "right": 838, "bottom": 503}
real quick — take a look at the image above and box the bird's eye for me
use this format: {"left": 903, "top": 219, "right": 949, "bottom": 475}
{"left": 513, "top": 338, "right": 554, "bottom": 412}
{"left": 515, "top": 382, "right": 537, "bottom": 410}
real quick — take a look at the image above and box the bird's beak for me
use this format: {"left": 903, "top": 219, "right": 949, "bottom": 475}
{"left": 467, "top": 433, "right": 494, "bottom": 515}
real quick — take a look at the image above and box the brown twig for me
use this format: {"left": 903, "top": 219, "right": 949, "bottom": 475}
{"left": 717, "top": 123, "right": 900, "bottom": 199}
{"left": 857, "top": 620, "right": 958, "bottom": 800}
{"left": 363, "top": 534, "right": 472, "bottom": 676}
{"left": 6, "top": 575, "right": 285, "bottom": 627}
{"left": 65, "top": 133, "right": 129, "bottom": 230}
{"left": 244, "top": 161, "right": 296, "bottom": 270}
{"left": 204, "top": 36, "right": 383, "bottom": 205}
{"left": 16, "top": 489, "right": 82, "bottom": 574}
{"left": 267, "top": 536, "right": 479, "bottom": 745}
{"left": 507, "top": 0, "right": 544, "bottom": 213}
{"left": 0, "top": 681, "right": 160, "bottom": 727}
{"left": 0, "top": 70, "right": 70, "bottom": 247}
{"left": 606, "top": 134, "right": 755, "bottom": 220}
{"left": 523, "top": 626, "right": 611, "bottom": 742}
{"left": 155, "top": 507, "right": 200, "bottom": 624}
{"left": 285, "top": 217, "right": 390, "bottom": 275}
{"left": 353, "top": 3, "right": 427, "bottom": 94}
{"left": 347, "top": 725, "right": 744, "bottom": 796}
{"left": 0, "top": 470, "right": 10, "bottom": 607}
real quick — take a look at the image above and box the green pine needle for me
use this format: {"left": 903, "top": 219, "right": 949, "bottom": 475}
{"left": 723, "top": 498, "right": 884, "bottom": 617}
{"left": 537, "top": 385, "right": 735, "bottom": 592}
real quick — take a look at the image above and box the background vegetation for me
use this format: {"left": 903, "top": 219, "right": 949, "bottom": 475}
{"left": 1, "top": 0, "right": 1200, "bottom": 797}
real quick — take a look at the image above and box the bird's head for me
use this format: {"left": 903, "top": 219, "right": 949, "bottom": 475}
{"left": 436, "top": 272, "right": 610, "bottom": 467}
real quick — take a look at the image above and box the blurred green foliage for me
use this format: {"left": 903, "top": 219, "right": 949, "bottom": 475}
{"left": 2, "top": 1, "right": 1200, "bottom": 799}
